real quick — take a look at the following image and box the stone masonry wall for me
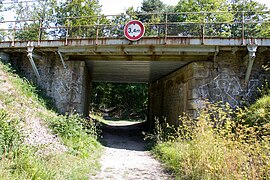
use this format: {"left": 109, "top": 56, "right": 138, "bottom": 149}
{"left": 11, "top": 53, "right": 91, "bottom": 116}
{"left": 149, "top": 50, "right": 269, "bottom": 126}
{"left": 149, "top": 63, "right": 192, "bottom": 126}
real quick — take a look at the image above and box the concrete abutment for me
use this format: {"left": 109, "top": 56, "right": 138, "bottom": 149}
{"left": 12, "top": 53, "right": 92, "bottom": 116}
{"left": 148, "top": 51, "right": 269, "bottom": 127}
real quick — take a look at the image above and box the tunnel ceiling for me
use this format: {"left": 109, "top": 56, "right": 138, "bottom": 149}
{"left": 84, "top": 55, "right": 211, "bottom": 83}
{"left": 65, "top": 44, "right": 216, "bottom": 83}
{"left": 86, "top": 60, "right": 185, "bottom": 83}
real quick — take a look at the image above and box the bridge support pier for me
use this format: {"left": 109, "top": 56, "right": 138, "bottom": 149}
{"left": 55, "top": 60, "right": 91, "bottom": 116}
{"left": 14, "top": 53, "right": 91, "bottom": 116}
{"left": 42, "top": 60, "right": 91, "bottom": 116}
{"left": 148, "top": 62, "right": 212, "bottom": 127}
{"left": 148, "top": 50, "right": 268, "bottom": 128}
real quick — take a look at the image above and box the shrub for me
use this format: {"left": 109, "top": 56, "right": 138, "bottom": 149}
{"left": 0, "top": 62, "right": 102, "bottom": 179}
{"left": 46, "top": 113, "right": 100, "bottom": 158}
{"left": 152, "top": 100, "right": 270, "bottom": 179}
{"left": 48, "top": 113, "right": 98, "bottom": 139}
{"left": 0, "top": 109, "right": 23, "bottom": 160}
{"left": 244, "top": 95, "right": 270, "bottom": 137}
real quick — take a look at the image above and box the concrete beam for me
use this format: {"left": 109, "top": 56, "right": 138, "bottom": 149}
{"left": 27, "top": 43, "right": 41, "bottom": 79}
{"left": 245, "top": 43, "right": 258, "bottom": 84}
{"left": 57, "top": 51, "right": 68, "bottom": 69}
{"left": 1, "top": 37, "right": 270, "bottom": 49}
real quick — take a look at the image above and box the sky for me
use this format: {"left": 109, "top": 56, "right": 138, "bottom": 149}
{"left": 100, "top": 0, "right": 270, "bottom": 15}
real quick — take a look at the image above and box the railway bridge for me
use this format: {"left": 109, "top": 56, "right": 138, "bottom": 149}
{"left": 0, "top": 12, "right": 269, "bottom": 126}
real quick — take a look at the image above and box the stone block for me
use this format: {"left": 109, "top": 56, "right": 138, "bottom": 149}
{"left": 193, "top": 68, "right": 210, "bottom": 78}
{"left": 188, "top": 89, "right": 200, "bottom": 99}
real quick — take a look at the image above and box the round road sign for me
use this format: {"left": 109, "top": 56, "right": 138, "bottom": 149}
{"left": 124, "top": 20, "right": 145, "bottom": 41}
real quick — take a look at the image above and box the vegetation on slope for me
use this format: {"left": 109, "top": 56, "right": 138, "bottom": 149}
{"left": 0, "top": 62, "right": 101, "bottom": 179}
{"left": 150, "top": 98, "right": 270, "bottom": 179}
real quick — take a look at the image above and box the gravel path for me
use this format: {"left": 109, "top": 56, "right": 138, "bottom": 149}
{"left": 91, "top": 121, "right": 171, "bottom": 180}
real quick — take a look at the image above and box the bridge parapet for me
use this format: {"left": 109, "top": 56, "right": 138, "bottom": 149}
{"left": 0, "top": 11, "right": 269, "bottom": 44}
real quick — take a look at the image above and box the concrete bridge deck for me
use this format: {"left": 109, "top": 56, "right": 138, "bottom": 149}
{"left": 1, "top": 37, "right": 269, "bottom": 82}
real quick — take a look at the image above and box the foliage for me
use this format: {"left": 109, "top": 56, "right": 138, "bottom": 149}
{"left": 0, "top": 61, "right": 102, "bottom": 179}
{"left": 243, "top": 95, "right": 270, "bottom": 137}
{"left": 47, "top": 112, "right": 100, "bottom": 158}
{"left": 91, "top": 82, "right": 148, "bottom": 119}
{"left": 9, "top": 0, "right": 270, "bottom": 40}
{"left": 141, "top": 0, "right": 165, "bottom": 13}
{"left": 151, "top": 101, "right": 270, "bottom": 179}
{"left": 229, "top": 0, "right": 269, "bottom": 38}
{"left": 174, "top": 0, "right": 233, "bottom": 37}
{"left": 54, "top": 0, "right": 102, "bottom": 38}
{"left": 101, "top": 13, "right": 128, "bottom": 38}
{"left": 12, "top": 0, "right": 104, "bottom": 40}
{"left": 12, "top": 0, "right": 57, "bottom": 41}
{"left": 135, "top": 0, "right": 167, "bottom": 36}
{"left": 0, "top": 109, "right": 23, "bottom": 160}
{"left": 48, "top": 113, "right": 97, "bottom": 139}
{"left": 143, "top": 118, "right": 179, "bottom": 144}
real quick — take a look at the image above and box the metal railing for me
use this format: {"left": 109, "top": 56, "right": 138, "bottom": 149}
{"left": 0, "top": 11, "right": 269, "bottom": 44}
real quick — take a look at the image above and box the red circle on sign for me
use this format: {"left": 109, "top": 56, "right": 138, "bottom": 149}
{"left": 124, "top": 20, "right": 145, "bottom": 41}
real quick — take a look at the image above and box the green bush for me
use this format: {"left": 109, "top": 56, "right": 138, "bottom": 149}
{"left": 48, "top": 113, "right": 98, "bottom": 139}
{"left": 0, "top": 109, "right": 23, "bottom": 159}
{"left": 245, "top": 95, "right": 270, "bottom": 131}
{"left": 46, "top": 113, "right": 100, "bottom": 158}
{"left": 0, "top": 61, "right": 102, "bottom": 179}
{"left": 152, "top": 100, "right": 270, "bottom": 179}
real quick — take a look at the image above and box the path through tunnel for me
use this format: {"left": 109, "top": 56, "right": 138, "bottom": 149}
{"left": 89, "top": 82, "right": 171, "bottom": 179}
{"left": 90, "top": 82, "right": 149, "bottom": 144}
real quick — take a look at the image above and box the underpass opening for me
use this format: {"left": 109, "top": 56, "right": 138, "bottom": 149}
{"left": 86, "top": 60, "right": 190, "bottom": 131}
{"left": 90, "top": 82, "right": 148, "bottom": 123}
{"left": 90, "top": 82, "right": 149, "bottom": 150}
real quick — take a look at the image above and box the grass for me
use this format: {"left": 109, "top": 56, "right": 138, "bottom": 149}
{"left": 151, "top": 101, "right": 270, "bottom": 179}
{"left": 0, "top": 62, "right": 102, "bottom": 179}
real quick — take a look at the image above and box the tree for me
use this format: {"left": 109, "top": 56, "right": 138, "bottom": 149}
{"left": 138, "top": 0, "right": 167, "bottom": 36}
{"left": 228, "top": 0, "right": 269, "bottom": 38}
{"left": 54, "top": 0, "right": 102, "bottom": 39}
{"left": 91, "top": 83, "right": 148, "bottom": 119}
{"left": 12, "top": 0, "right": 103, "bottom": 40}
{"left": 174, "top": 0, "right": 233, "bottom": 37}
{"left": 141, "top": 0, "right": 165, "bottom": 13}
{"left": 12, "top": 0, "right": 57, "bottom": 41}
{"left": 172, "top": 0, "right": 269, "bottom": 38}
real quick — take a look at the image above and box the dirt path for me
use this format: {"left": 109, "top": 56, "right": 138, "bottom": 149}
{"left": 91, "top": 121, "right": 171, "bottom": 180}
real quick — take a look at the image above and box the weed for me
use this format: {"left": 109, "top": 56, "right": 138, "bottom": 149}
{"left": 0, "top": 60, "right": 102, "bottom": 179}
{"left": 151, "top": 100, "right": 270, "bottom": 179}
{"left": 0, "top": 109, "right": 23, "bottom": 160}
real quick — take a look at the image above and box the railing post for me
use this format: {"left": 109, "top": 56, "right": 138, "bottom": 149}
{"left": 201, "top": 12, "right": 205, "bottom": 45}
{"left": 38, "top": 19, "right": 42, "bottom": 46}
{"left": 241, "top": 11, "right": 245, "bottom": 45}
{"left": 165, "top": 12, "right": 168, "bottom": 44}
{"left": 65, "top": 18, "right": 69, "bottom": 46}
{"left": 12, "top": 22, "right": 16, "bottom": 47}
{"left": 96, "top": 16, "right": 100, "bottom": 45}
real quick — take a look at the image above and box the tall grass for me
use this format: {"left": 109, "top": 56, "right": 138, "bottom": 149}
{"left": 0, "top": 62, "right": 102, "bottom": 179}
{"left": 151, "top": 101, "right": 270, "bottom": 179}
